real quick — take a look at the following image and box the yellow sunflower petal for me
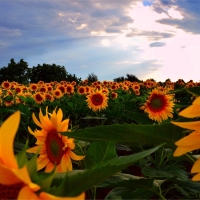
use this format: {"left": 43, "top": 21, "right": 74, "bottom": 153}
{"left": 17, "top": 185, "right": 40, "bottom": 200}
{"left": 0, "top": 111, "right": 20, "bottom": 168}
{"left": 175, "top": 133, "right": 200, "bottom": 146}
{"left": 12, "top": 166, "right": 40, "bottom": 191}
{"left": 0, "top": 164, "right": 21, "bottom": 184}
{"left": 191, "top": 158, "right": 200, "bottom": 173}
{"left": 45, "top": 161, "right": 55, "bottom": 172}
{"left": 68, "top": 151, "right": 85, "bottom": 161}
{"left": 179, "top": 105, "right": 200, "bottom": 118}
{"left": 171, "top": 121, "right": 200, "bottom": 131}
{"left": 32, "top": 112, "right": 43, "bottom": 128}
{"left": 61, "top": 154, "right": 72, "bottom": 172}
{"left": 59, "top": 119, "right": 69, "bottom": 132}
{"left": 39, "top": 191, "right": 85, "bottom": 200}
{"left": 192, "top": 96, "right": 200, "bottom": 105}
{"left": 192, "top": 172, "right": 200, "bottom": 181}
{"left": 173, "top": 145, "right": 200, "bottom": 156}
{"left": 37, "top": 157, "right": 50, "bottom": 171}
{"left": 26, "top": 146, "right": 42, "bottom": 154}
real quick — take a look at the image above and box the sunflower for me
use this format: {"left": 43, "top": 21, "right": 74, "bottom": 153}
{"left": 111, "top": 92, "right": 118, "bottom": 99}
{"left": 142, "top": 88, "right": 174, "bottom": 123}
{"left": 171, "top": 96, "right": 200, "bottom": 181}
{"left": 26, "top": 107, "right": 85, "bottom": 173}
{"left": 0, "top": 111, "right": 41, "bottom": 199}
{"left": 86, "top": 90, "right": 108, "bottom": 112}
{"left": 65, "top": 84, "right": 74, "bottom": 95}
{"left": 77, "top": 86, "right": 86, "bottom": 95}
{"left": 33, "top": 92, "right": 45, "bottom": 104}
{"left": 53, "top": 89, "right": 64, "bottom": 99}
{"left": 29, "top": 83, "right": 39, "bottom": 92}
{"left": 1, "top": 80, "right": 11, "bottom": 90}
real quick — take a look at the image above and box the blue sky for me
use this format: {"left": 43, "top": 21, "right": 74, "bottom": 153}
{"left": 0, "top": 0, "right": 200, "bottom": 82}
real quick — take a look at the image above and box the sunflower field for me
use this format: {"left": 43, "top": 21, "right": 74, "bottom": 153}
{"left": 0, "top": 78, "right": 200, "bottom": 199}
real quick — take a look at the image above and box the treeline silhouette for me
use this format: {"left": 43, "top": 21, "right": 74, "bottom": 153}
{"left": 0, "top": 58, "right": 144, "bottom": 84}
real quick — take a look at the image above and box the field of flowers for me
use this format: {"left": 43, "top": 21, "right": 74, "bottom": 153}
{"left": 0, "top": 78, "right": 200, "bottom": 199}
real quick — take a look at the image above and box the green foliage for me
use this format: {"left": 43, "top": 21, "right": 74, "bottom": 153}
{"left": 30, "top": 63, "right": 68, "bottom": 83}
{"left": 0, "top": 58, "right": 30, "bottom": 84}
{"left": 87, "top": 72, "right": 98, "bottom": 83}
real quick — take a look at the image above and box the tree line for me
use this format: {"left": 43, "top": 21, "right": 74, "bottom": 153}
{"left": 0, "top": 58, "right": 142, "bottom": 84}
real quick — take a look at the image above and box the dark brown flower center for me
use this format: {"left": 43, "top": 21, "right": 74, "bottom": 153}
{"left": 149, "top": 94, "right": 166, "bottom": 112}
{"left": 91, "top": 94, "right": 103, "bottom": 106}
{"left": 46, "top": 129, "right": 66, "bottom": 164}
{"left": 0, "top": 183, "right": 24, "bottom": 199}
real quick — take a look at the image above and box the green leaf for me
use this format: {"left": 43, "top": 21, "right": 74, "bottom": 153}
{"left": 97, "top": 173, "right": 154, "bottom": 189}
{"left": 51, "top": 144, "right": 164, "bottom": 197}
{"left": 17, "top": 103, "right": 31, "bottom": 116}
{"left": 62, "top": 123, "right": 185, "bottom": 149}
{"left": 126, "top": 111, "right": 153, "bottom": 124}
{"left": 142, "top": 165, "right": 188, "bottom": 181}
{"left": 17, "top": 95, "right": 27, "bottom": 103}
{"left": 3, "top": 95, "right": 13, "bottom": 101}
{"left": 37, "top": 168, "right": 56, "bottom": 193}
{"left": 15, "top": 141, "right": 29, "bottom": 168}
{"left": 187, "top": 86, "right": 200, "bottom": 96}
{"left": 105, "top": 188, "right": 155, "bottom": 200}
{"left": 85, "top": 141, "right": 117, "bottom": 169}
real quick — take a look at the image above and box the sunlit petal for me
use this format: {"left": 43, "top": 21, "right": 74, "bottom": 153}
{"left": 68, "top": 151, "right": 85, "bottom": 161}
{"left": 171, "top": 121, "right": 200, "bottom": 131}
{"left": 0, "top": 111, "right": 20, "bottom": 168}
{"left": 17, "top": 185, "right": 40, "bottom": 200}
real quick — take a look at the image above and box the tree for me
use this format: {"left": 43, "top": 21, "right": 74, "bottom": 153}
{"left": 66, "top": 73, "right": 82, "bottom": 84}
{"left": 29, "top": 63, "right": 68, "bottom": 83}
{"left": 113, "top": 76, "right": 125, "bottom": 82}
{"left": 87, "top": 73, "right": 98, "bottom": 84}
{"left": 125, "top": 74, "right": 142, "bottom": 82}
{"left": 0, "top": 58, "right": 30, "bottom": 84}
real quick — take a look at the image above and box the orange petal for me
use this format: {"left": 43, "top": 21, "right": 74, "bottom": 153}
{"left": 179, "top": 105, "right": 200, "bottom": 118}
{"left": 171, "top": 121, "right": 200, "bottom": 131}
{"left": 45, "top": 161, "right": 55, "bottom": 172}
{"left": 32, "top": 112, "right": 43, "bottom": 128}
{"left": 39, "top": 191, "right": 85, "bottom": 200}
{"left": 0, "top": 164, "right": 21, "bottom": 184}
{"left": 191, "top": 158, "right": 200, "bottom": 173}
{"left": 12, "top": 166, "right": 40, "bottom": 191}
{"left": 193, "top": 97, "right": 200, "bottom": 105}
{"left": 18, "top": 185, "right": 40, "bottom": 200}
{"left": 175, "top": 133, "right": 200, "bottom": 146}
{"left": 68, "top": 151, "right": 85, "bottom": 161}
{"left": 192, "top": 172, "right": 200, "bottom": 181}
{"left": 37, "top": 157, "right": 50, "bottom": 171}
{"left": 173, "top": 145, "right": 200, "bottom": 156}
{"left": 0, "top": 111, "right": 20, "bottom": 168}
{"left": 61, "top": 154, "right": 72, "bottom": 172}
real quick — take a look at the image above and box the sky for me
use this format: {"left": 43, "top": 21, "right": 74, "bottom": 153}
{"left": 0, "top": 0, "right": 200, "bottom": 82}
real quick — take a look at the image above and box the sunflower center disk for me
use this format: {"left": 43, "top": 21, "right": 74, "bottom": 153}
{"left": 0, "top": 183, "right": 24, "bottom": 199}
{"left": 91, "top": 94, "right": 103, "bottom": 106}
{"left": 150, "top": 95, "right": 166, "bottom": 112}
{"left": 46, "top": 129, "right": 65, "bottom": 164}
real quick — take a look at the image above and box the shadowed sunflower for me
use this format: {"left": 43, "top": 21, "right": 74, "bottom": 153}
{"left": 26, "top": 107, "right": 85, "bottom": 173}
{"left": 171, "top": 96, "right": 200, "bottom": 181}
{"left": 142, "top": 88, "right": 174, "bottom": 123}
{"left": 86, "top": 90, "right": 108, "bottom": 112}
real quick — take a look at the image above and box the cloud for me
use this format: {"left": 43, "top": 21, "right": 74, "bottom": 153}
{"left": 126, "top": 29, "right": 174, "bottom": 40}
{"left": 149, "top": 42, "right": 166, "bottom": 47}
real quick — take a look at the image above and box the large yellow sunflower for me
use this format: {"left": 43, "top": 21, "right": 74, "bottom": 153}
{"left": 142, "top": 88, "right": 174, "bottom": 123}
{"left": 26, "top": 107, "right": 85, "bottom": 173}
{"left": 171, "top": 96, "right": 200, "bottom": 181}
{"left": 86, "top": 90, "right": 108, "bottom": 112}
{"left": 0, "top": 111, "right": 40, "bottom": 199}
